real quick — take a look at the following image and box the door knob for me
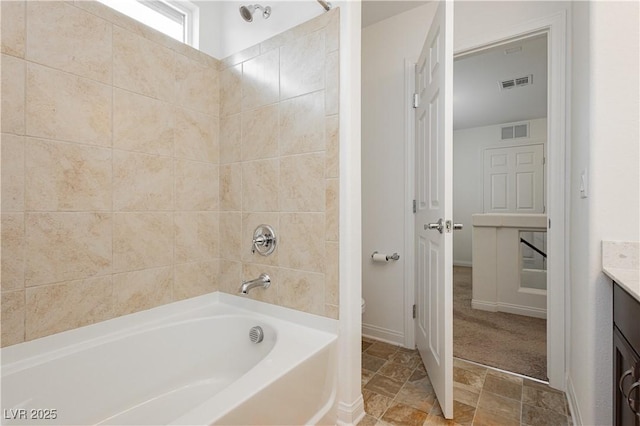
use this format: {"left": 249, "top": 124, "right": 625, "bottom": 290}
{"left": 453, "top": 223, "right": 463, "bottom": 230}
{"left": 425, "top": 218, "right": 445, "bottom": 234}
{"left": 626, "top": 381, "right": 640, "bottom": 417}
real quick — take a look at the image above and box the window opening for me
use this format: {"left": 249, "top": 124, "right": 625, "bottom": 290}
{"left": 98, "top": 0, "right": 198, "bottom": 48}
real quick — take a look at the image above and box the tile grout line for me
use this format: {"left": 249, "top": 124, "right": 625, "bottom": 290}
{"left": 470, "top": 367, "right": 486, "bottom": 426}
{"left": 520, "top": 376, "right": 524, "bottom": 426}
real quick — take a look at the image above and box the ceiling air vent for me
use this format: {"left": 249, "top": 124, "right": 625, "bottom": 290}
{"left": 501, "top": 123, "right": 529, "bottom": 140}
{"left": 499, "top": 74, "right": 533, "bottom": 90}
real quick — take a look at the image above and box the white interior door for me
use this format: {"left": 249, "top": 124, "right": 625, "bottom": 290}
{"left": 483, "top": 144, "right": 545, "bottom": 213}
{"left": 414, "top": 1, "right": 454, "bottom": 419}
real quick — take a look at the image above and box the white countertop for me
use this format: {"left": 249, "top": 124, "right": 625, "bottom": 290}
{"left": 602, "top": 241, "right": 640, "bottom": 302}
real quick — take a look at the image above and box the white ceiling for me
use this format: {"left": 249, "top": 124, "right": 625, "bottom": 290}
{"left": 454, "top": 35, "right": 548, "bottom": 130}
{"left": 362, "top": 1, "right": 429, "bottom": 28}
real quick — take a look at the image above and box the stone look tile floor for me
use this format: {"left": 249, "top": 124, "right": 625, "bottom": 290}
{"left": 360, "top": 338, "right": 573, "bottom": 426}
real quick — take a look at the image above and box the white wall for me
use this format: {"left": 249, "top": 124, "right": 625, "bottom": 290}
{"left": 361, "top": 2, "right": 437, "bottom": 345}
{"left": 218, "top": 1, "right": 326, "bottom": 58}
{"left": 193, "top": 1, "right": 329, "bottom": 59}
{"left": 453, "top": 119, "right": 547, "bottom": 266}
{"left": 569, "top": 2, "right": 640, "bottom": 425}
{"left": 337, "top": 1, "right": 364, "bottom": 423}
{"left": 454, "top": 1, "right": 570, "bottom": 51}
{"left": 193, "top": 1, "right": 222, "bottom": 58}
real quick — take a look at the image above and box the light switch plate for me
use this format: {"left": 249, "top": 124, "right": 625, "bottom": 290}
{"left": 579, "top": 169, "right": 588, "bottom": 198}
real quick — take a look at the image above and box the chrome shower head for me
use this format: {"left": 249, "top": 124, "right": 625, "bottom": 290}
{"left": 239, "top": 4, "right": 271, "bottom": 22}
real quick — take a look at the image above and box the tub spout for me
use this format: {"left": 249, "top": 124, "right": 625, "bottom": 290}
{"left": 240, "top": 273, "right": 271, "bottom": 294}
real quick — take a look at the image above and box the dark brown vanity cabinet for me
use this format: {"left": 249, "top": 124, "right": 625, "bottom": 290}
{"left": 614, "top": 283, "right": 640, "bottom": 426}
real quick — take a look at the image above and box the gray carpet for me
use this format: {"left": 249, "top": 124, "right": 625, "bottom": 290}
{"left": 453, "top": 266, "right": 547, "bottom": 381}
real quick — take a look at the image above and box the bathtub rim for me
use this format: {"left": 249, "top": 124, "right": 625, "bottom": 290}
{"left": 1, "top": 292, "right": 338, "bottom": 373}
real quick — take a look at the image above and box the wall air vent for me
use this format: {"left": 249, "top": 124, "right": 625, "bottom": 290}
{"left": 501, "top": 122, "right": 530, "bottom": 140}
{"left": 499, "top": 74, "right": 533, "bottom": 90}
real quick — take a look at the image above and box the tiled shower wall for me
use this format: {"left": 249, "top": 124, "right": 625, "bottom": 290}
{"left": 216, "top": 10, "right": 340, "bottom": 319}
{"left": 0, "top": 1, "right": 222, "bottom": 346}
{"left": 0, "top": 1, "right": 339, "bottom": 347}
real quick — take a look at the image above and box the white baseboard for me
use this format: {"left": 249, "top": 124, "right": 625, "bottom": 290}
{"left": 566, "top": 375, "right": 582, "bottom": 425}
{"left": 362, "top": 323, "right": 405, "bottom": 346}
{"left": 453, "top": 260, "right": 473, "bottom": 267}
{"left": 471, "top": 299, "right": 498, "bottom": 312}
{"left": 336, "top": 395, "right": 365, "bottom": 426}
{"left": 471, "top": 299, "right": 547, "bottom": 319}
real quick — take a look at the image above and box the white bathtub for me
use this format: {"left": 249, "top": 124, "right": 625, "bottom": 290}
{"left": 1, "top": 292, "right": 338, "bottom": 425}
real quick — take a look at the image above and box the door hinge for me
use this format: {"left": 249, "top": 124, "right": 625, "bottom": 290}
{"left": 548, "top": 218, "right": 551, "bottom": 229}
{"left": 412, "top": 199, "right": 417, "bottom": 213}
{"left": 413, "top": 93, "right": 419, "bottom": 109}
{"left": 412, "top": 304, "right": 416, "bottom": 319}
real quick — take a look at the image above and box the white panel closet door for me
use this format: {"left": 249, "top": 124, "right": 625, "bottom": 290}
{"left": 483, "top": 144, "right": 545, "bottom": 213}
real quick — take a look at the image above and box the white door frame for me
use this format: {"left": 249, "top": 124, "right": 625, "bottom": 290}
{"left": 404, "top": 58, "right": 417, "bottom": 349}
{"left": 404, "top": 11, "right": 568, "bottom": 389}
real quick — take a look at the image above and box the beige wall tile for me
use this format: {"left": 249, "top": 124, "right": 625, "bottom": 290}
{"left": 74, "top": 0, "right": 212, "bottom": 65}
{"left": 220, "top": 64, "right": 242, "bottom": 116}
{"left": 280, "top": 153, "right": 325, "bottom": 212}
{"left": 242, "top": 49, "right": 279, "bottom": 111}
{"left": 113, "top": 212, "right": 173, "bottom": 273}
{"left": 26, "top": 2, "right": 111, "bottom": 84}
{"left": 279, "top": 91, "right": 325, "bottom": 155}
{"left": 242, "top": 212, "right": 280, "bottom": 266}
{"left": 219, "top": 259, "right": 242, "bottom": 295}
{"left": 242, "top": 159, "right": 279, "bottom": 212}
{"left": 325, "top": 242, "right": 339, "bottom": 305}
{"left": 241, "top": 263, "right": 279, "bottom": 305}
{"left": 325, "top": 115, "right": 339, "bottom": 178}
{"left": 220, "top": 212, "right": 241, "bottom": 260}
{"left": 71, "top": 0, "right": 143, "bottom": 39}
{"left": 174, "top": 260, "right": 219, "bottom": 301}
{"left": 1, "top": 1, "right": 25, "bottom": 58}
{"left": 113, "top": 267, "right": 172, "bottom": 317}
{"left": 326, "top": 10, "right": 340, "bottom": 53}
{"left": 174, "top": 107, "right": 219, "bottom": 163}
{"left": 175, "top": 212, "right": 219, "bottom": 262}
{"left": 1, "top": 54, "right": 25, "bottom": 135}
{"left": 113, "top": 26, "right": 175, "bottom": 101}
{"left": 25, "top": 138, "right": 112, "bottom": 211}
{"left": 1, "top": 214, "right": 24, "bottom": 292}
{"left": 175, "top": 53, "right": 219, "bottom": 116}
{"left": 280, "top": 30, "right": 325, "bottom": 100}
{"left": 1, "top": 290, "right": 25, "bottom": 347}
{"left": 221, "top": 44, "right": 260, "bottom": 68}
{"left": 25, "top": 213, "right": 112, "bottom": 287}
{"left": 278, "top": 268, "right": 324, "bottom": 315}
{"left": 25, "top": 276, "right": 114, "bottom": 340}
{"left": 1, "top": 134, "right": 24, "bottom": 211}
{"left": 113, "top": 89, "right": 173, "bottom": 156}
{"left": 241, "top": 104, "right": 279, "bottom": 161}
{"left": 175, "top": 159, "right": 219, "bottom": 211}
{"left": 4, "top": 6, "right": 341, "bottom": 333}
{"left": 26, "top": 63, "right": 111, "bottom": 146}
{"left": 220, "top": 113, "right": 241, "bottom": 164}
{"left": 113, "top": 150, "right": 173, "bottom": 211}
{"left": 325, "top": 50, "right": 340, "bottom": 115}
{"left": 280, "top": 213, "right": 325, "bottom": 273}
{"left": 220, "top": 164, "right": 242, "bottom": 211}
{"left": 259, "top": 10, "right": 332, "bottom": 54}
{"left": 326, "top": 178, "right": 339, "bottom": 241}
{"left": 325, "top": 304, "right": 339, "bottom": 320}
